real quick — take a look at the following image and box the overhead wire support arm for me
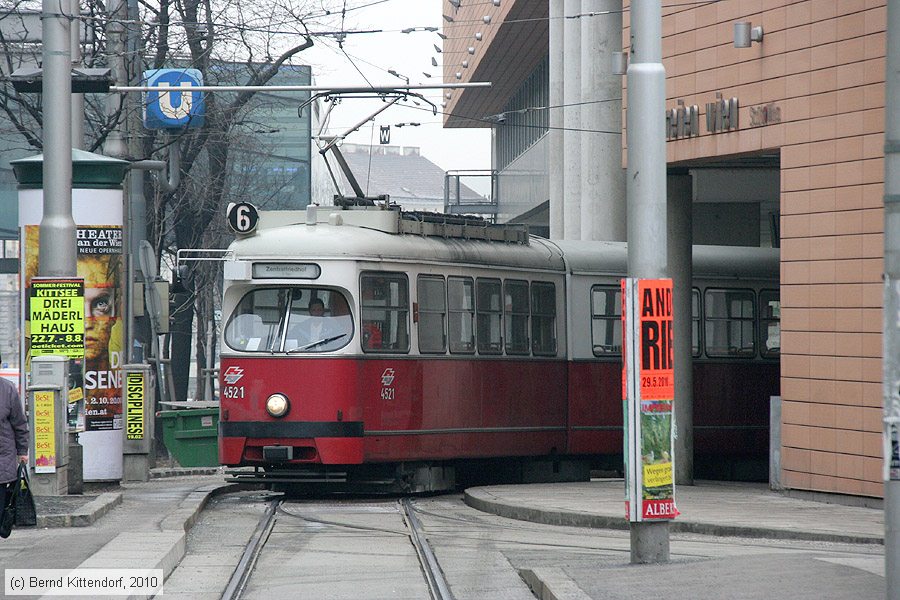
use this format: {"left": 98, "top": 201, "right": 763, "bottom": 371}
{"left": 109, "top": 82, "right": 492, "bottom": 93}
{"left": 300, "top": 89, "right": 436, "bottom": 121}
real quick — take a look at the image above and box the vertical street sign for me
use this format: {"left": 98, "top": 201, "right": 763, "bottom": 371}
{"left": 623, "top": 278, "right": 678, "bottom": 521}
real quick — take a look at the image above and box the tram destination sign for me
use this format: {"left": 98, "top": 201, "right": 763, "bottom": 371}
{"left": 28, "top": 277, "right": 85, "bottom": 358}
{"left": 252, "top": 263, "right": 321, "bottom": 279}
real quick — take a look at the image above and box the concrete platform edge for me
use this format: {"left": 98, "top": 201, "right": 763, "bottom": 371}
{"left": 519, "top": 568, "right": 593, "bottom": 600}
{"left": 464, "top": 488, "right": 629, "bottom": 532}
{"left": 35, "top": 491, "right": 124, "bottom": 529}
{"left": 35, "top": 481, "right": 244, "bottom": 600}
{"left": 464, "top": 487, "right": 884, "bottom": 546}
{"left": 159, "top": 482, "right": 244, "bottom": 532}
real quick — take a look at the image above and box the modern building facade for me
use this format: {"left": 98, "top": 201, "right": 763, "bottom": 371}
{"left": 446, "top": 0, "right": 887, "bottom": 499}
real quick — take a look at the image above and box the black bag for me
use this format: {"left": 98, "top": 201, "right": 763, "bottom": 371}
{"left": 0, "top": 463, "right": 35, "bottom": 537}
{"left": 1, "top": 480, "right": 18, "bottom": 539}
{"left": 14, "top": 463, "right": 36, "bottom": 527}
{"left": 0, "top": 497, "right": 13, "bottom": 537}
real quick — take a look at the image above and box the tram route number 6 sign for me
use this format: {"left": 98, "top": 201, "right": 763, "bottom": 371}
{"left": 227, "top": 202, "right": 260, "bottom": 234}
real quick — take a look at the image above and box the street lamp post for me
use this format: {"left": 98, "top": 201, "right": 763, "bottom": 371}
{"left": 39, "top": 0, "right": 75, "bottom": 278}
{"left": 626, "top": 0, "right": 670, "bottom": 564}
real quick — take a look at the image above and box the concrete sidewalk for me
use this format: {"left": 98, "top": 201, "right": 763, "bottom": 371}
{"left": 0, "top": 470, "right": 236, "bottom": 599}
{"left": 1, "top": 473, "right": 886, "bottom": 600}
{"left": 465, "top": 479, "right": 884, "bottom": 545}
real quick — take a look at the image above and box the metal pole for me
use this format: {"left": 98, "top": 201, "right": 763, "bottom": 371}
{"left": 626, "top": 0, "right": 670, "bottom": 562}
{"left": 548, "top": 0, "right": 565, "bottom": 239}
{"left": 40, "top": 0, "right": 75, "bottom": 277}
{"left": 103, "top": 0, "right": 128, "bottom": 159}
{"left": 70, "top": 0, "right": 84, "bottom": 150}
{"left": 126, "top": 0, "right": 145, "bottom": 366}
{"left": 562, "top": 0, "right": 582, "bottom": 240}
{"left": 883, "top": 1, "right": 900, "bottom": 597}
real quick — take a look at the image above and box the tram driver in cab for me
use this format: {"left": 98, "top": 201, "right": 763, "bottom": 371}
{"left": 286, "top": 292, "right": 352, "bottom": 352}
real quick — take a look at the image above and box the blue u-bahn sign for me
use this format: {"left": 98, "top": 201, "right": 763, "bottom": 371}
{"left": 143, "top": 69, "right": 205, "bottom": 129}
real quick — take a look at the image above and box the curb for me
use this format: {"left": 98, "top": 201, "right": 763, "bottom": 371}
{"left": 60, "top": 481, "right": 243, "bottom": 600}
{"left": 36, "top": 491, "right": 124, "bottom": 528}
{"left": 160, "top": 482, "right": 245, "bottom": 532}
{"left": 464, "top": 488, "right": 629, "bottom": 531}
{"left": 520, "top": 568, "right": 592, "bottom": 600}
{"left": 464, "top": 488, "right": 884, "bottom": 546}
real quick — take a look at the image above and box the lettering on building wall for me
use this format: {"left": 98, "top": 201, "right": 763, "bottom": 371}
{"left": 705, "top": 92, "right": 739, "bottom": 133}
{"left": 665, "top": 92, "right": 741, "bottom": 139}
{"left": 749, "top": 102, "right": 781, "bottom": 127}
{"left": 665, "top": 100, "right": 700, "bottom": 140}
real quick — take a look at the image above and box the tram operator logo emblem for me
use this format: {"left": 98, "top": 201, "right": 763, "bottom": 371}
{"left": 223, "top": 366, "right": 245, "bottom": 385}
{"left": 381, "top": 368, "right": 395, "bottom": 387}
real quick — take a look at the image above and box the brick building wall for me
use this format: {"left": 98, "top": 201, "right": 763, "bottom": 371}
{"left": 452, "top": 0, "right": 888, "bottom": 498}
{"left": 635, "top": 0, "right": 886, "bottom": 497}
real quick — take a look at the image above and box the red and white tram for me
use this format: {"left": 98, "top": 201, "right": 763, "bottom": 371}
{"left": 218, "top": 205, "right": 780, "bottom": 492}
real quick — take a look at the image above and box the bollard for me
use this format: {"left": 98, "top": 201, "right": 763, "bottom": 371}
{"left": 122, "top": 363, "right": 154, "bottom": 481}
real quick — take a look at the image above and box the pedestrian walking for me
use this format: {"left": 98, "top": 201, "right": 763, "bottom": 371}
{"left": 0, "top": 375, "right": 28, "bottom": 515}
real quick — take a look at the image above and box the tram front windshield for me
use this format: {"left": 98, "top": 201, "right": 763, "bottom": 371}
{"left": 224, "top": 288, "right": 353, "bottom": 353}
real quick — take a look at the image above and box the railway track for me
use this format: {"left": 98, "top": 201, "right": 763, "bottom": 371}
{"left": 220, "top": 497, "right": 454, "bottom": 600}
{"left": 221, "top": 498, "right": 281, "bottom": 600}
{"left": 161, "top": 490, "right": 883, "bottom": 600}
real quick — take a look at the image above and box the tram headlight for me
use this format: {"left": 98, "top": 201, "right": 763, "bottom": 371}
{"left": 265, "top": 393, "right": 290, "bottom": 418}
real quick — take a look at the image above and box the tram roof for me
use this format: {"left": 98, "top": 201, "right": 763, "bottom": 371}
{"left": 553, "top": 240, "right": 780, "bottom": 280}
{"left": 228, "top": 208, "right": 779, "bottom": 280}
{"left": 229, "top": 210, "right": 568, "bottom": 272}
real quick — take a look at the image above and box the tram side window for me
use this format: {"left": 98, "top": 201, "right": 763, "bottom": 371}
{"left": 691, "top": 288, "right": 701, "bottom": 358}
{"left": 531, "top": 282, "right": 557, "bottom": 355}
{"left": 591, "top": 285, "right": 622, "bottom": 356}
{"left": 476, "top": 278, "right": 503, "bottom": 354}
{"left": 760, "top": 290, "right": 781, "bottom": 358}
{"left": 448, "top": 277, "right": 475, "bottom": 353}
{"left": 417, "top": 276, "right": 447, "bottom": 353}
{"left": 704, "top": 288, "right": 755, "bottom": 357}
{"left": 360, "top": 273, "right": 410, "bottom": 353}
{"left": 504, "top": 279, "right": 530, "bottom": 355}
{"left": 224, "top": 288, "right": 284, "bottom": 352}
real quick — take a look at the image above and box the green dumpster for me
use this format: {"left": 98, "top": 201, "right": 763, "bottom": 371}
{"left": 159, "top": 407, "right": 219, "bottom": 467}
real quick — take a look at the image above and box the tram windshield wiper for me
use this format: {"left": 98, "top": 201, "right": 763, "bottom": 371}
{"left": 287, "top": 333, "right": 348, "bottom": 353}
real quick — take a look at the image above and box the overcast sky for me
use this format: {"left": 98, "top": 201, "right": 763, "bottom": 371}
{"left": 297, "top": 0, "right": 492, "bottom": 174}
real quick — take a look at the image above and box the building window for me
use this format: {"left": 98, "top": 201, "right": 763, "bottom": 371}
{"left": 497, "top": 55, "right": 549, "bottom": 171}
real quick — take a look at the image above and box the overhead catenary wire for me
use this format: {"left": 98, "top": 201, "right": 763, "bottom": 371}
{"left": 24, "top": 0, "right": 724, "bottom": 42}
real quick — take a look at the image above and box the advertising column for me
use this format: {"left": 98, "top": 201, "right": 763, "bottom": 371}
{"left": 622, "top": 278, "right": 678, "bottom": 521}
{"left": 16, "top": 150, "right": 128, "bottom": 481}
